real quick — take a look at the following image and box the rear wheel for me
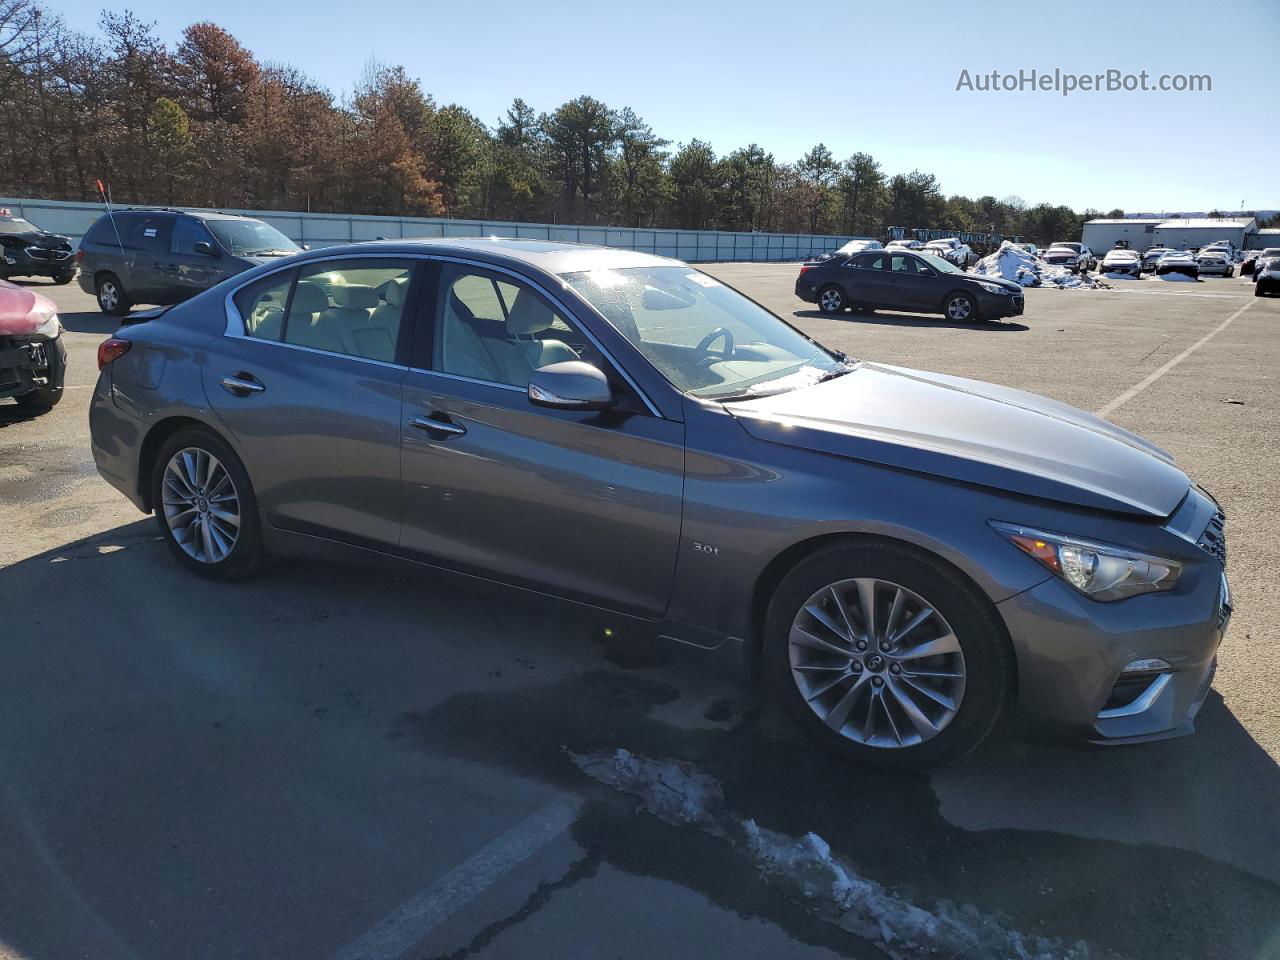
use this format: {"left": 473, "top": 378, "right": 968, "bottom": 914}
{"left": 766, "top": 543, "right": 1012, "bottom": 770}
{"left": 943, "top": 291, "right": 977, "bottom": 322}
{"left": 151, "top": 426, "right": 265, "bottom": 580}
{"left": 52, "top": 269, "right": 74, "bottom": 285}
{"left": 817, "top": 285, "right": 846, "bottom": 314}
{"left": 96, "top": 273, "right": 131, "bottom": 316}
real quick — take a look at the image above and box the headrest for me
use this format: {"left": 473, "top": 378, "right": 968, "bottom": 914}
{"left": 329, "top": 284, "right": 379, "bottom": 309}
{"left": 506, "top": 290, "right": 556, "bottom": 335}
{"left": 383, "top": 276, "right": 408, "bottom": 307}
{"left": 290, "top": 282, "right": 329, "bottom": 314}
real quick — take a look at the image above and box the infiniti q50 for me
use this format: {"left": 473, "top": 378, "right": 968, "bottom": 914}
{"left": 89, "top": 238, "right": 1230, "bottom": 769}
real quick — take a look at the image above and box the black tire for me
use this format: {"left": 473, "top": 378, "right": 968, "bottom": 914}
{"left": 765, "top": 542, "right": 1014, "bottom": 771}
{"left": 817, "top": 285, "right": 846, "bottom": 314}
{"left": 150, "top": 425, "right": 266, "bottom": 580}
{"left": 942, "top": 290, "right": 978, "bottom": 323}
{"left": 13, "top": 335, "right": 65, "bottom": 411}
{"left": 52, "top": 269, "right": 74, "bottom": 285}
{"left": 96, "top": 272, "right": 132, "bottom": 316}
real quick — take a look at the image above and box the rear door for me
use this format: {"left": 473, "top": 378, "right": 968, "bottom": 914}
{"left": 841, "top": 252, "right": 890, "bottom": 306}
{"left": 127, "top": 214, "right": 175, "bottom": 301}
{"left": 398, "top": 260, "right": 685, "bottom": 617}
{"left": 203, "top": 256, "right": 420, "bottom": 549}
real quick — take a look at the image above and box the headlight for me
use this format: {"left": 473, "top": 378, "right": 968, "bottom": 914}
{"left": 976, "top": 281, "right": 1010, "bottom": 295}
{"left": 29, "top": 304, "right": 61, "bottom": 339}
{"left": 990, "top": 522, "right": 1181, "bottom": 601}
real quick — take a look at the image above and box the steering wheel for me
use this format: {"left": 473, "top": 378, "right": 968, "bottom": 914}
{"left": 694, "top": 327, "right": 735, "bottom": 367}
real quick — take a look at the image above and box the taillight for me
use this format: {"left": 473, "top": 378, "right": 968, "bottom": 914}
{"left": 75, "top": 249, "right": 85, "bottom": 264}
{"left": 97, "top": 337, "right": 131, "bottom": 370}
{"left": 799, "top": 265, "right": 812, "bottom": 275}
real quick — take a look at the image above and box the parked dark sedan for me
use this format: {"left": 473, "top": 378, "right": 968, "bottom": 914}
{"left": 77, "top": 208, "right": 301, "bottom": 315}
{"left": 90, "top": 238, "right": 1229, "bottom": 770}
{"left": 0, "top": 209, "right": 77, "bottom": 284}
{"left": 796, "top": 250, "right": 1025, "bottom": 321}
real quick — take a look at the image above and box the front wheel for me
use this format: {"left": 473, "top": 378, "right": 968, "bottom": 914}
{"left": 943, "top": 291, "right": 977, "bottom": 322}
{"left": 52, "top": 269, "right": 74, "bottom": 285}
{"left": 96, "top": 273, "right": 132, "bottom": 316}
{"left": 151, "top": 426, "right": 266, "bottom": 580}
{"left": 765, "top": 543, "right": 1013, "bottom": 770}
{"left": 817, "top": 285, "right": 846, "bottom": 314}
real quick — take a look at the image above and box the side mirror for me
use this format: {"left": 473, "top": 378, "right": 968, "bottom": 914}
{"left": 528, "top": 361, "right": 613, "bottom": 411}
{"left": 193, "top": 241, "right": 218, "bottom": 257}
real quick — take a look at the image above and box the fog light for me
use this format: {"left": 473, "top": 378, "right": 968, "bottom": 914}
{"left": 1121, "top": 658, "right": 1171, "bottom": 674}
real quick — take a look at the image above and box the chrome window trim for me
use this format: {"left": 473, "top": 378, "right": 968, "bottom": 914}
{"left": 222, "top": 250, "right": 662, "bottom": 418}
{"left": 411, "top": 368, "right": 526, "bottom": 394}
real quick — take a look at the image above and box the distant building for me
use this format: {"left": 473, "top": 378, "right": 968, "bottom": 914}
{"left": 1152, "top": 217, "right": 1257, "bottom": 252}
{"left": 1080, "top": 218, "right": 1165, "bottom": 253}
{"left": 1249, "top": 228, "right": 1280, "bottom": 251}
{"left": 1083, "top": 215, "right": 1260, "bottom": 253}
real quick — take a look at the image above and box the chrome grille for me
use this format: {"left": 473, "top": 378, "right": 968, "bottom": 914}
{"left": 1197, "top": 511, "right": 1226, "bottom": 565}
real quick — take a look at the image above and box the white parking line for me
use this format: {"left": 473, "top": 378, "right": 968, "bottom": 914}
{"left": 1095, "top": 300, "right": 1255, "bottom": 420}
{"left": 330, "top": 795, "right": 582, "bottom": 960}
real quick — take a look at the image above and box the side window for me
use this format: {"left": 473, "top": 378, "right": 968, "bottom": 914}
{"left": 890, "top": 254, "right": 922, "bottom": 274}
{"left": 171, "top": 217, "right": 215, "bottom": 255}
{"left": 848, "top": 253, "right": 885, "bottom": 270}
{"left": 435, "top": 266, "right": 596, "bottom": 388}
{"left": 233, "top": 270, "right": 293, "bottom": 341}
{"left": 130, "top": 215, "right": 172, "bottom": 253}
{"left": 283, "top": 259, "right": 414, "bottom": 363}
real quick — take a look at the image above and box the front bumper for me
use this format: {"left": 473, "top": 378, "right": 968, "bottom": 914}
{"left": 1196, "top": 263, "right": 1230, "bottom": 275}
{"left": 977, "top": 289, "right": 1024, "bottom": 318}
{"left": 1, "top": 248, "right": 76, "bottom": 278}
{"left": 0, "top": 335, "right": 64, "bottom": 400}
{"left": 998, "top": 543, "right": 1229, "bottom": 745}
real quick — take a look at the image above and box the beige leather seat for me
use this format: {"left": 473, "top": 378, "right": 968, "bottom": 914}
{"left": 481, "top": 290, "right": 578, "bottom": 385}
{"left": 285, "top": 281, "right": 343, "bottom": 353}
{"left": 326, "top": 285, "right": 396, "bottom": 361}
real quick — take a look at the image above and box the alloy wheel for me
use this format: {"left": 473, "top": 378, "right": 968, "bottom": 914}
{"left": 946, "top": 296, "right": 973, "bottom": 321}
{"left": 99, "top": 282, "right": 118, "bottom": 310}
{"left": 788, "top": 577, "right": 966, "bottom": 748}
{"left": 161, "top": 447, "right": 241, "bottom": 564}
{"left": 819, "top": 288, "right": 844, "bottom": 312}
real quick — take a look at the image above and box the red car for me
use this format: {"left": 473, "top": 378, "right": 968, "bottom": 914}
{"left": 0, "top": 278, "right": 66, "bottom": 411}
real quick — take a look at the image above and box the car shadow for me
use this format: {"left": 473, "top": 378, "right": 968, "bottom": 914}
{"left": 795, "top": 309, "right": 1030, "bottom": 332}
{"left": 0, "top": 398, "right": 46, "bottom": 426}
{"left": 1, "top": 522, "right": 1276, "bottom": 959}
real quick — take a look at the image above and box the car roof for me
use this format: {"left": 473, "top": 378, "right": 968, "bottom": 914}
{"left": 282, "top": 237, "right": 680, "bottom": 274}
{"left": 107, "top": 208, "right": 263, "bottom": 223}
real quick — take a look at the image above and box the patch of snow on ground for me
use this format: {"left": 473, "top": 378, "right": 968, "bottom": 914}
{"left": 1158, "top": 272, "right": 1198, "bottom": 282}
{"left": 1101, "top": 271, "right": 1141, "bottom": 280}
{"left": 570, "top": 747, "right": 1093, "bottom": 960}
{"left": 973, "top": 241, "right": 1110, "bottom": 290}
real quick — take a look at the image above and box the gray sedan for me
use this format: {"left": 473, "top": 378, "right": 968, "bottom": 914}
{"left": 89, "top": 239, "right": 1230, "bottom": 769}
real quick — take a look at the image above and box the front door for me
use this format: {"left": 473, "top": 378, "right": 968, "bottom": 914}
{"left": 399, "top": 262, "right": 685, "bottom": 617}
{"left": 886, "top": 253, "right": 938, "bottom": 311}
{"left": 168, "top": 217, "right": 228, "bottom": 299}
{"left": 203, "top": 256, "right": 420, "bottom": 548}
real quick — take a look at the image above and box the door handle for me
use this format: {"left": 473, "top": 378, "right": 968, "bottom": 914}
{"left": 220, "top": 373, "right": 265, "bottom": 395}
{"left": 410, "top": 415, "right": 466, "bottom": 438}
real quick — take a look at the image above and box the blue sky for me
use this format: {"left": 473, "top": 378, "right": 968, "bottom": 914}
{"left": 50, "top": 0, "right": 1279, "bottom": 212}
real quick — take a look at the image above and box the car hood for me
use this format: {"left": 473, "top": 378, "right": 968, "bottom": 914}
{"left": 1, "top": 229, "right": 73, "bottom": 249}
{"left": 962, "top": 273, "right": 1022, "bottom": 294}
{"left": 727, "top": 362, "right": 1188, "bottom": 518}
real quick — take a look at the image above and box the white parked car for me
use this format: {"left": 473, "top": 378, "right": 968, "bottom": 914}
{"left": 1042, "top": 242, "right": 1097, "bottom": 273}
{"left": 1194, "top": 248, "right": 1235, "bottom": 277}
{"left": 885, "top": 239, "right": 924, "bottom": 250}
{"left": 1100, "top": 248, "right": 1143, "bottom": 277}
{"left": 922, "top": 237, "right": 976, "bottom": 268}
{"left": 834, "top": 238, "right": 883, "bottom": 255}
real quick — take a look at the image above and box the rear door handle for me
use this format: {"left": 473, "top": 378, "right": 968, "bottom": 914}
{"left": 410, "top": 415, "right": 466, "bottom": 438}
{"left": 220, "top": 373, "right": 265, "bottom": 395}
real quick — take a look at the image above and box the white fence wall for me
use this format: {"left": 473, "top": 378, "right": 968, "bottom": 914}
{"left": 0, "top": 197, "right": 861, "bottom": 263}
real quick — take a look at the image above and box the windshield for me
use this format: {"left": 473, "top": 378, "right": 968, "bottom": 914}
{"left": 1049, "top": 243, "right": 1078, "bottom": 251}
{"left": 206, "top": 219, "right": 299, "bottom": 256}
{"left": 562, "top": 265, "right": 844, "bottom": 400}
{"left": 0, "top": 216, "right": 36, "bottom": 235}
{"left": 918, "top": 252, "right": 963, "bottom": 274}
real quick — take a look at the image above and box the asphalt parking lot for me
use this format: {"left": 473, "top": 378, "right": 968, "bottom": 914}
{"left": 2, "top": 268, "right": 1278, "bottom": 960}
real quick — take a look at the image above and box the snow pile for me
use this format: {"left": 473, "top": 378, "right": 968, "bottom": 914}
{"left": 973, "top": 241, "right": 1110, "bottom": 290}
{"left": 570, "top": 747, "right": 1093, "bottom": 960}
{"left": 1158, "top": 272, "right": 1197, "bottom": 282}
